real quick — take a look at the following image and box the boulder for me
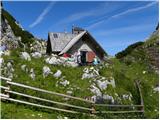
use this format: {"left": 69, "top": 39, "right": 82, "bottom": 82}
{"left": 90, "top": 84, "right": 102, "bottom": 97}
{"left": 153, "top": 87, "right": 159, "bottom": 92}
{"left": 30, "top": 68, "right": 35, "bottom": 80}
{"left": 21, "top": 64, "right": 28, "bottom": 73}
{"left": 82, "top": 72, "right": 95, "bottom": 79}
{"left": 53, "top": 70, "right": 62, "bottom": 78}
{"left": 65, "top": 61, "right": 79, "bottom": 67}
{"left": 122, "top": 94, "right": 132, "bottom": 101}
{"left": 97, "top": 80, "right": 108, "bottom": 90}
{"left": 0, "top": 58, "right": 4, "bottom": 65}
{"left": 20, "top": 52, "right": 31, "bottom": 61}
{"left": 31, "top": 52, "right": 42, "bottom": 58}
{"left": 103, "top": 94, "right": 114, "bottom": 103}
{"left": 82, "top": 67, "right": 99, "bottom": 79}
{"left": 59, "top": 80, "right": 70, "bottom": 87}
{"left": 47, "top": 57, "right": 58, "bottom": 65}
{"left": 66, "top": 90, "right": 73, "bottom": 95}
{"left": 43, "top": 66, "right": 51, "bottom": 78}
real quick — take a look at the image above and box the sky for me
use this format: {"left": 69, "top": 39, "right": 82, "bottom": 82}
{"left": 3, "top": 1, "right": 159, "bottom": 55}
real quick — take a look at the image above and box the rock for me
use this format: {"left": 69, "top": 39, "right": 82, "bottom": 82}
{"left": 83, "top": 68, "right": 89, "bottom": 73}
{"left": 91, "top": 95, "right": 97, "bottom": 102}
{"left": 0, "top": 58, "right": 4, "bottom": 65}
{"left": 142, "top": 71, "right": 147, "bottom": 74}
{"left": 0, "top": 51, "right": 4, "bottom": 56}
{"left": 82, "top": 72, "right": 95, "bottom": 79}
{"left": 66, "top": 90, "right": 73, "bottom": 95}
{"left": 43, "top": 66, "right": 52, "bottom": 78}
{"left": 7, "top": 61, "right": 13, "bottom": 69}
{"left": 90, "top": 84, "right": 102, "bottom": 96}
{"left": 96, "top": 77, "right": 115, "bottom": 90}
{"left": 4, "top": 50, "right": 10, "bottom": 56}
{"left": 21, "top": 64, "right": 28, "bottom": 73}
{"left": 47, "top": 57, "right": 58, "bottom": 65}
{"left": 153, "top": 87, "right": 159, "bottom": 92}
{"left": 122, "top": 94, "right": 132, "bottom": 101}
{"left": 5, "top": 61, "right": 14, "bottom": 79}
{"left": 31, "top": 52, "right": 42, "bottom": 58}
{"left": 20, "top": 52, "right": 31, "bottom": 61}
{"left": 97, "top": 80, "right": 108, "bottom": 90}
{"left": 103, "top": 94, "right": 114, "bottom": 104}
{"left": 64, "top": 117, "right": 68, "bottom": 119}
{"left": 59, "top": 80, "right": 70, "bottom": 87}
{"left": 65, "top": 61, "right": 78, "bottom": 67}
{"left": 82, "top": 67, "right": 99, "bottom": 79}
{"left": 53, "top": 70, "right": 62, "bottom": 78}
{"left": 21, "top": 64, "right": 26, "bottom": 71}
{"left": 109, "top": 79, "right": 116, "bottom": 88}
{"left": 30, "top": 68, "right": 35, "bottom": 80}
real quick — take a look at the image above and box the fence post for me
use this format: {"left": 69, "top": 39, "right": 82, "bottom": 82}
{"left": 135, "top": 80, "right": 144, "bottom": 118}
{"left": 91, "top": 103, "right": 96, "bottom": 114}
{"left": 4, "top": 78, "right": 11, "bottom": 98}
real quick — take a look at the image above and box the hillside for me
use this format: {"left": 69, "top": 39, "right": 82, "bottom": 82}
{"left": 116, "top": 26, "right": 159, "bottom": 71}
{"left": 1, "top": 8, "right": 34, "bottom": 45}
{"left": 0, "top": 8, "right": 159, "bottom": 119}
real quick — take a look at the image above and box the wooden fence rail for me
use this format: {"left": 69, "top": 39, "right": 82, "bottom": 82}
{"left": 6, "top": 81, "right": 94, "bottom": 104}
{"left": 6, "top": 90, "right": 93, "bottom": 111}
{"left": 0, "top": 76, "right": 144, "bottom": 116}
{"left": 0, "top": 96, "right": 78, "bottom": 114}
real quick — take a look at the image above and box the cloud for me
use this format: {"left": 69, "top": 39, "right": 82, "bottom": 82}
{"left": 52, "top": 2, "right": 115, "bottom": 28}
{"left": 29, "top": 2, "right": 55, "bottom": 28}
{"left": 95, "top": 23, "right": 154, "bottom": 37}
{"left": 86, "top": 1, "right": 157, "bottom": 30}
{"left": 111, "top": 1, "right": 157, "bottom": 18}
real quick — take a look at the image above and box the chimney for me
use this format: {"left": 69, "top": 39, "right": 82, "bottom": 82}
{"left": 72, "top": 26, "right": 85, "bottom": 34}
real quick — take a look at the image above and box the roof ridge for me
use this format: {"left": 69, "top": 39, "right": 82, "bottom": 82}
{"left": 59, "top": 31, "right": 87, "bottom": 55}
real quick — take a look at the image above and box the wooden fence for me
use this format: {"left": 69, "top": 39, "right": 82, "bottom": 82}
{"left": 0, "top": 76, "right": 144, "bottom": 116}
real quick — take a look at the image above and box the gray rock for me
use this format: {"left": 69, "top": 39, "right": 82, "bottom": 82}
{"left": 153, "top": 87, "right": 159, "bottom": 92}
{"left": 59, "top": 80, "right": 70, "bottom": 87}
{"left": 43, "top": 66, "right": 51, "bottom": 78}
{"left": 53, "top": 70, "right": 62, "bottom": 78}
{"left": 30, "top": 68, "right": 35, "bottom": 80}
{"left": 90, "top": 84, "right": 102, "bottom": 97}
{"left": 31, "top": 52, "right": 42, "bottom": 58}
{"left": 20, "top": 52, "right": 31, "bottom": 61}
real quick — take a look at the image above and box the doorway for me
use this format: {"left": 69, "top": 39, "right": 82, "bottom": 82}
{"left": 80, "top": 51, "right": 87, "bottom": 64}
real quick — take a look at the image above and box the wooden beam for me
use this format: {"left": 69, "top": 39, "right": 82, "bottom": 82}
{"left": 95, "top": 104, "right": 143, "bottom": 107}
{"left": 0, "top": 96, "right": 78, "bottom": 114}
{"left": 135, "top": 80, "right": 144, "bottom": 111}
{"left": 0, "top": 76, "right": 12, "bottom": 81}
{"left": 0, "top": 93, "right": 9, "bottom": 98}
{"left": 6, "top": 81, "right": 94, "bottom": 104}
{"left": 94, "top": 110, "right": 144, "bottom": 114}
{"left": 7, "top": 90, "right": 93, "bottom": 111}
{"left": 0, "top": 86, "right": 9, "bottom": 90}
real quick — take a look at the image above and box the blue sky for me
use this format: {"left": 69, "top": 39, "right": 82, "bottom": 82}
{"left": 3, "top": 1, "right": 159, "bottom": 55}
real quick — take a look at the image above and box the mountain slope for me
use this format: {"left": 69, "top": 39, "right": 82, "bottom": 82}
{"left": 116, "top": 26, "right": 159, "bottom": 71}
{"left": 1, "top": 8, "right": 34, "bottom": 45}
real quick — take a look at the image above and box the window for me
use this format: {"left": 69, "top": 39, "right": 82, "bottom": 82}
{"left": 53, "top": 33, "right": 58, "bottom": 38}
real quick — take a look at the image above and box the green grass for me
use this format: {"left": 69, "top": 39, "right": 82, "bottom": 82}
{"left": 1, "top": 48, "right": 159, "bottom": 119}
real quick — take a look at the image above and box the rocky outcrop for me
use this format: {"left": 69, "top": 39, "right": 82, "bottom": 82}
{"left": 1, "top": 14, "right": 20, "bottom": 50}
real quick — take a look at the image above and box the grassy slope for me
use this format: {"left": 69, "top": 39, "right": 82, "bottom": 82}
{"left": 115, "top": 31, "right": 159, "bottom": 118}
{"left": 1, "top": 47, "right": 158, "bottom": 119}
